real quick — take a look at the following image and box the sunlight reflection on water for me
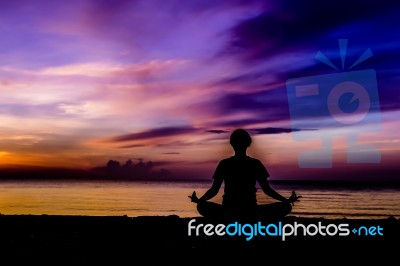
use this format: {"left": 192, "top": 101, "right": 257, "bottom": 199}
{"left": 0, "top": 180, "right": 398, "bottom": 219}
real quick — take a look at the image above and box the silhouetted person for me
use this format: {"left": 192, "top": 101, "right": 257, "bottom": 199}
{"left": 189, "top": 128, "right": 301, "bottom": 221}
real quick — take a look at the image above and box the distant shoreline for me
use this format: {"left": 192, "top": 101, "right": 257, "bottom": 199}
{"left": 0, "top": 165, "right": 399, "bottom": 187}
{"left": 1, "top": 175, "right": 400, "bottom": 189}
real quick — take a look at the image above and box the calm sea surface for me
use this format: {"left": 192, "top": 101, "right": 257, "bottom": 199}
{"left": 0, "top": 180, "right": 399, "bottom": 219}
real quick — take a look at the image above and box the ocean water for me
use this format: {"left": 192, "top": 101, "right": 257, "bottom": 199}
{"left": 0, "top": 179, "right": 399, "bottom": 219}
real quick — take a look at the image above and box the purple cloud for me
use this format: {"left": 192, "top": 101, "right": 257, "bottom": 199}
{"left": 205, "top": 130, "right": 229, "bottom": 134}
{"left": 110, "top": 126, "right": 197, "bottom": 142}
{"left": 250, "top": 127, "right": 309, "bottom": 135}
{"left": 223, "top": 0, "right": 400, "bottom": 62}
{"left": 214, "top": 0, "right": 400, "bottom": 117}
{"left": 0, "top": 103, "right": 60, "bottom": 117}
{"left": 118, "top": 144, "right": 147, "bottom": 149}
{"left": 215, "top": 89, "right": 290, "bottom": 124}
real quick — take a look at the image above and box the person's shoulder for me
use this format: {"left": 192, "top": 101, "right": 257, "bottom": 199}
{"left": 219, "top": 157, "right": 235, "bottom": 164}
{"left": 247, "top": 157, "right": 269, "bottom": 176}
{"left": 246, "top": 156, "right": 262, "bottom": 163}
{"left": 247, "top": 156, "right": 267, "bottom": 167}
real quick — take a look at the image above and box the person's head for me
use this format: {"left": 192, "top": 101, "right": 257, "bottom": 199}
{"left": 230, "top": 129, "right": 252, "bottom": 154}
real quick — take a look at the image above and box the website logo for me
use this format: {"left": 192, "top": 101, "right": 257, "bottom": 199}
{"left": 286, "top": 39, "right": 381, "bottom": 168}
{"left": 188, "top": 219, "right": 384, "bottom": 241}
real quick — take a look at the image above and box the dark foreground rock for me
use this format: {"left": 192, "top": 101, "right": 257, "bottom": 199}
{"left": 0, "top": 214, "right": 398, "bottom": 264}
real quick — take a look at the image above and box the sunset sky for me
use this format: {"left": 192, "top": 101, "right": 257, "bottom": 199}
{"left": 0, "top": 0, "right": 399, "bottom": 181}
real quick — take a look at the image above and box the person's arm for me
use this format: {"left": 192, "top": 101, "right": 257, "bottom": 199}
{"left": 188, "top": 178, "right": 223, "bottom": 203}
{"left": 255, "top": 160, "right": 288, "bottom": 202}
{"left": 259, "top": 178, "right": 302, "bottom": 204}
{"left": 198, "top": 178, "right": 223, "bottom": 202}
{"left": 259, "top": 178, "right": 288, "bottom": 202}
{"left": 189, "top": 161, "right": 224, "bottom": 203}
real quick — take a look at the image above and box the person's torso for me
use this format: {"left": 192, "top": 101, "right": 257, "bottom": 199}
{"left": 220, "top": 156, "right": 262, "bottom": 207}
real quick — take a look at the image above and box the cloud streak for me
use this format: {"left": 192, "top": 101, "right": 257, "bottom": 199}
{"left": 110, "top": 126, "right": 197, "bottom": 142}
{"left": 205, "top": 130, "right": 229, "bottom": 134}
{"left": 250, "top": 127, "right": 314, "bottom": 135}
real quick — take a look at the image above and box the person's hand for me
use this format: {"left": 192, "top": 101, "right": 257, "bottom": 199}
{"left": 188, "top": 191, "right": 199, "bottom": 203}
{"left": 288, "top": 191, "right": 302, "bottom": 206}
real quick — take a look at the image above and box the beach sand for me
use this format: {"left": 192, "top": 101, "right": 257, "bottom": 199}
{"left": 0, "top": 214, "right": 398, "bottom": 264}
